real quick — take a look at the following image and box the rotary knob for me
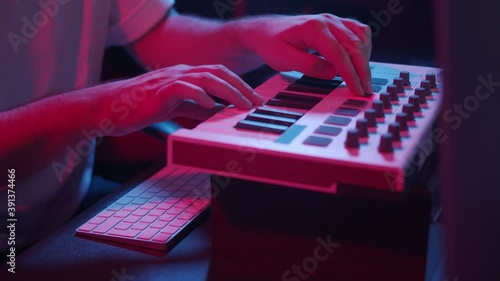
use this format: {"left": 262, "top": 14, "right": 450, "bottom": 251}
{"left": 393, "top": 78, "right": 405, "bottom": 93}
{"left": 345, "top": 128, "right": 360, "bottom": 148}
{"left": 425, "top": 73, "right": 437, "bottom": 88}
{"left": 395, "top": 112, "right": 408, "bottom": 131}
{"left": 414, "top": 87, "right": 427, "bottom": 103}
{"left": 400, "top": 71, "right": 410, "bottom": 86}
{"left": 420, "top": 80, "right": 432, "bottom": 96}
{"left": 388, "top": 123, "right": 401, "bottom": 142}
{"left": 402, "top": 104, "right": 415, "bottom": 121}
{"left": 356, "top": 119, "right": 368, "bottom": 137}
{"left": 378, "top": 133, "right": 394, "bottom": 153}
{"left": 365, "top": 109, "right": 377, "bottom": 127}
{"left": 379, "top": 92, "right": 392, "bottom": 109}
{"left": 387, "top": 85, "right": 399, "bottom": 101}
{"left": 408, "top": 95, "right": 421, "bottom": 112}
{"left": 372, "top": 100, "right": 385, "bottom": 118}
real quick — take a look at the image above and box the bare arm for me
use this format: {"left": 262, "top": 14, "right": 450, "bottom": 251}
{"left": 130, "top": 11, "right": 373, "bottom": 96}
{"left": 0, "top": 65, "right": 262, "bottom": 180}
{"left": 129, "top": 11, "right": 265, "bottom": 75}
{"left": 0, "top": 89, "right": 98, "bottom": 178}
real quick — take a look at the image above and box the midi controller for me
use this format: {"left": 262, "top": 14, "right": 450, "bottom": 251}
{"left": 168, "top": 62, "right": 442, "bottom": 194}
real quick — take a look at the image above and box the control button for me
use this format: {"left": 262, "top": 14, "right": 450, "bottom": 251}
{"left": 379, "top": 92, "right": 391, "bottom": 109}
{"left": 387, "top": 85, "right": 399, "bottom": 100}
{"left": 345, "top": 129, "right": 360, "bottom": 148}
{"left": 408, "top": 95, "right": 421, "bottom": 112}
{"left": 399, "top": 71, "right": 410, "bottom": 86}
{"left": 378, "top": 133, "right": 394, "bottom": 153}
{"left": 325, "top": 115, "right": 351, "bottom": 126}
{"left": 388, "top": 123, "right": 401, "bottom": 142}
{"left": 414, "top": 88, "right": 427, "bottom": 104}
{"left": 395, "top": 113, "right": 408, "bottom": 131}
{"left": 425, "top": 73, "right": 437, "bottom": 88}
{"left": 372, "top": 100, "right": 384, "bottom": 117}
{"left": 402, "top": 104, "right": 415, "bottom": 121}
{"left": 334, "top": 107, "right": 361, "bottom": 117}
{"left": 372, "top": 77, "right": 389, "bottom": 85}
{"left": 371, "top": 85, "right": 382, "bottom": 93}
{"left": 356, "top": 119, "right": 368, "bottom": 137}
{"left": 315, "top": 125, "right": 342, "bottom": 136}
{"left": 343, "top": 99, "right": 368, "bottom": 108}
{"left": 304, "top": 135, "right": 332, "bottom": 147}
{"left": 364, "top": 109, "right": 377, "bottom": 127}
{"left": 420, "top": 80, "right": 432, "bottom": 96}
{"left": 393, "top": 78, "right": 404, "bottom": 93}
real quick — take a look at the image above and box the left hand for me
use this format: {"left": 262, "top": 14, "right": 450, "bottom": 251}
{"left": 235, "top": 14, "right": 372, "bottom": 96}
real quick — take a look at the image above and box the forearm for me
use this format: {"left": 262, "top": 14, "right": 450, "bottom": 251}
{"left": 129, "top": 12, "right": 265, "bottom": 75}
{"left": 0, "top": 89, "right": 98, "bottom": 176}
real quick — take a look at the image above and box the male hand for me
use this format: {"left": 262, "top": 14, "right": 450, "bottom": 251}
{"left": 235, "top": 14, "right": 372, "bottom": 96}
{"left": 96, "top": 64, "right": 263, "bottom": 136}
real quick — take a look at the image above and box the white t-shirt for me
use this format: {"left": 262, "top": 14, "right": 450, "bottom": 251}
{"left": 0, "top": 0, "right": 174, "bottom": 252}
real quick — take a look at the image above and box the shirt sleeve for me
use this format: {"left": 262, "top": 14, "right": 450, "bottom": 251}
{"left": 106, "top": 0, "right": 175, "bottom": 47}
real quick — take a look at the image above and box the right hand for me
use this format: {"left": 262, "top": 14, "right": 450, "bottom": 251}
{"left": 94, "top": 64, "right": 263, "bottom": 136}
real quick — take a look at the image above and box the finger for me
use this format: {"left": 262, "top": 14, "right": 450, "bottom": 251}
{"left": 269, "top": 43, "right": 337, "bottom": 79}
{"left": 342, "top": 19, "right": 373, "bottom": 70}
{"left": 158, "top": 80, "right": 216, "bottom": 108}
{"left": 305, "top": 24, "right": 365, "bottom": 96}
{"left": 178, "top": 72, "right": 253, "bottom": 109}
{"left": 187, "top": 65, "right": 264, "bottom": 106}
{"left": 322, "top": 16, "right": 372, "bottom": 93}
{"left": 341, "top": 18, "right": 372, "bottom": 53}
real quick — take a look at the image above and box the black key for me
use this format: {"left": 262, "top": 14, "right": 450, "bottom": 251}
{"left": 372, "top": 85, "right": 382, "bottom": 93}
{"left": 266, "top": 98, "right": 314, "bottom": 110}
{"left": 301, "top": 75, "right": 344, "bottom": 85}
{"left": 254, "top": 107, "right": 303, "bottom": 120}
{"left": 235, "top": 120, "right": 288, "bottom": 134}
{"left": 296, "top": 78, "right": 342, "bottom": 89}
{"left": 372, "top": 77, "right": 389, "bottom": 85}
{"left": 286, "top": 84, "right": 333, "bottom": 95}
{"left": 315, "top": 125, "right": 342, "bottom": 136}
{"left": 276, "top": 92, "right": 322, "bottom": 103}
{"left": 324, "top": 116, "right": 352, "bottom": 126}
{"left": 245, "top": 113, "right": 296, "bottom": 127}
{"left": 303, "top": 136, "right": 332, "bottom": 147}
{"left": 342, "top": 99, "right": 368, "bottom": 108}
{"left": 334, "top": 107, "right": 361, "bottom": 117}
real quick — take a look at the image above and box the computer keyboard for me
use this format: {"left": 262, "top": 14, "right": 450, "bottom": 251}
{"left": 76, "top": 166, "right": 210, "bottom": 251}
